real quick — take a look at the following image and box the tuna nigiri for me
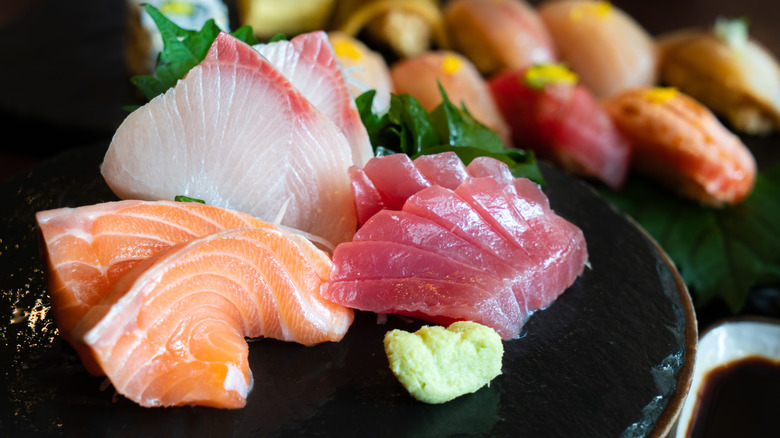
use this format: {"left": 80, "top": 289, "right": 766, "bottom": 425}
{"left": 73, "top": 227, "right": 353, "bottom": 409}
{"left": 255, "top": 31, "right": 374, "bottom": 167}
{"left": 489, "top": 64, "right": 631, "bottom": 189}
{"left": 101, "top": 32, "right": 357, "bottom": 246}
{"left": 36, "top": 200, "right": 277, "bottom": 375}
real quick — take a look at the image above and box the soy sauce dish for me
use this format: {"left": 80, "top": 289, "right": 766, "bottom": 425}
{"left": 674, "top": 318, "right": 780, "bottom": 438}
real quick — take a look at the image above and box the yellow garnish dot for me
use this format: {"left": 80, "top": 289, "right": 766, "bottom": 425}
{"left": 333, "top": 39, "right": 362, "bottom": 61}
{"left": 160, "top": 0, "right": 196, "bottom": 16}
{"left": 523, "top": 64, "right": 579, "bottom": 89}
{"left": 644, "top": 87, "right": 679, "bottom": 104}
{"left": 569, "top": 1, "right": 612, "bottom": 22}
{"left": 441, "top": 54, "right": 462, "bottom": 75}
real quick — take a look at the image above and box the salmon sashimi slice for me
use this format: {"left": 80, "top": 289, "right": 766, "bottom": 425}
{"left": 255, "top": 31, "right": 375, "bottom": 167}
{"left": 35, "top": 200, "right": 277, "bottom": 375}
{"left": 101, "top": 32, "right": 357, "bottom": 246}
{"left": 72, "top": 227, "right": 354, "bottom": 409}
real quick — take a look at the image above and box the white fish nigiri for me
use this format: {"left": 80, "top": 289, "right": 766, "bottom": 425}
{"left": 255, "top": 31, "right": 375, "bottom": 166}
{"left": 328, "top": 30, "right": 395, "bottom": 114}
{"left": 101, "top": 32, "right": 357, "bottom": 246}
{"left": 538, "top": 0, "right": 657, "bottom": 99}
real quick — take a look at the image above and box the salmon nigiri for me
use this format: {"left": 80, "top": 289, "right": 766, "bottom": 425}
{"left": 390, "top": 51, "right": 512, "bottom": 145}
{"left": 73, "top": 227, "right": 354, "bottom": 409}
{"left": 36, "top": 200, "right": 278, "bottom": 375}
{"left": 444, "top": 0, "right": 557, "bottom": 75}
{"left": 101, "top": 32, "right": 357, "bottom": 246}
{"left": 255, "top": 31, "right": 375, "bottom": 167}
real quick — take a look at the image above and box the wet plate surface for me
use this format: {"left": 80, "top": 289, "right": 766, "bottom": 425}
{"left": 0, "top": 143, "right": 695, "bottom": 437}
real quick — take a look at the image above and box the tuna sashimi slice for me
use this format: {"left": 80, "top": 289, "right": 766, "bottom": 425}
{"left": 454, "top": 177, "right": 588, "bottom": 310}
{"left": 255, "top": 31, "right": 374, "bottom": 167}
{"left": 349, "top": 153, "right": 543, "bottom": 226}
{"left": 328, "top": 232, "right": 525, "bottom": 338}
{"left": 413, "top": 152, "right": 470, "bottom": 190}
{"left": 324, "top": 179, "right": 588, "bottom": 339}
{"left": 101, "top": 32, "right": 357, "bottom": 246}
{"left": 362, "top": 153, "right": 432, "bottom": 210}
{"left": 36, "top": 200, "right": 276, "bottom": 375}
{"left": 348, "top": 166, "right": 386, "bottom": 226}
{"left": 352, "top": 210, "right": 517, "bottom": 278}
{"left": 73, "top": 227, "right": 353, "bottom": 409}
{"left": 326, "top": 279, "right": 523, "bottom": 339}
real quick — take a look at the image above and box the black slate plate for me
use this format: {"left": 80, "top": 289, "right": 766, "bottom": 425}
{"left": 0, "top": 143, "right": 695, "bottom": 437}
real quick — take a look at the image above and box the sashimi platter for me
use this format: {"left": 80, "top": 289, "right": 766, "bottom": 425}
{"left": 10, "top": 0, "right": 780, "bottom": 435}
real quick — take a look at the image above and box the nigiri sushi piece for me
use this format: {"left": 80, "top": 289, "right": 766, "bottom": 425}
{"left": 538, "top": 0, "right": 657, "bottom": 99}
{"left": 657, "top": 18, "right": 780, "bottom": 135}
{"left": 331, "top": 0, "right": 449, "bottom": 58}
{"left": 101, "top": 32, "right": 357, "bottom": 246}
{"left": 328, "top": 30, "right": 395, "bottom": 113}
{"left": 73, "top": 227, "right": 354, "bottom": 408}
{"left": 444, "top": 0, "right": 557, "bottom": 75}
{"left": 488, "top": 64, "right": 631, "bottom": 189}
{"left": 35, "top": 200, "right": 277, "bottom": 375}
{"left": 602, "top": 87, "right": 757, "bottom": 206}
{"left": 324, "top": 172, "right": 588, "bottom": 339}
{"left": 390, "top": 50, "right": 512, "bottom": 144}
{"left": 237, "top": 0, "right": 335, "bottom": 40}
{"left": 255, "top": 31, "right": 374, "bottom": 166}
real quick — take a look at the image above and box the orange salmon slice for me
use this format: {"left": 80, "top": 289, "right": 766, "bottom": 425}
{"left": 35, "top": 200, "right": 277, "bottom": 375}
{"left": 72, "top": 227, "right": 353, "bottom": 409}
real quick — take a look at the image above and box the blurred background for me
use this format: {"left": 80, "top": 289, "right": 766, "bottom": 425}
{"left": 2, "top": 0, "right": 779, "bottom": 181}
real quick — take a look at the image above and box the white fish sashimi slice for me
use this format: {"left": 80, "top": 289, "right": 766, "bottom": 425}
{"left": 102, "top": 32, "right": 357, "bottom": 246}
{"left": 255, "top": 31, "right": 375, "bottom": 167}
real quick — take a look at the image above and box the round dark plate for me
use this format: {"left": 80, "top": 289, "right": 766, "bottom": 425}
{"left": 0, "top": 143, "right": 695, "bottom": 437}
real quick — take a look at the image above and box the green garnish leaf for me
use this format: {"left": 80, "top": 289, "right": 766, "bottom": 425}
{"left": 268, "top": 32, "right": 288, "bottom": 43}
{"left": 131, "top": 4, "right": 257, "bottom": 101}
{"left": 599, "top": 164, "right": 780, "bottom": 312}
{"left": 430, "top": 84, "right": 505, "bottom": 154}
{"left": 356, "top": 88, "right": 542, "bottom": 184}
{"left": 174, "top": 195, "right": 206, "bottom": 204}
{"left": 714, "top": 16, "right": 749, "bottom": 50}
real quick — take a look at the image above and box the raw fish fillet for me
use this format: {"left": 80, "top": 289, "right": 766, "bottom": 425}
{"left": 255, "top": 31, "right": 374, "bottom": 167}
{"left": 349, "top": 152, "right": 540, "bottom": 226}
{"left": 73, "top": 227, "right": 354, "bottom": 409}
{"left": 101, "top": 32, "right": 357, "bottom": 246}
{"left": 35, "top": 200, "right": 277, "bottom": 375}
{"left": 324, "top": 175, "right": 588, "bottom": 339}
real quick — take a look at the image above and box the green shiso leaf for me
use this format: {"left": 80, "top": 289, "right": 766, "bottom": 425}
{"left": 599, "top": 163, "right": 780, "bottom": 312}
{"left": 174, "top": 195, "right": 206, "bottom": 204}
{"left": 130, "top": 4, "right": 257, "bottom": 101}
{"left": 356, "top": 88, "right": 542, "bottom": 184}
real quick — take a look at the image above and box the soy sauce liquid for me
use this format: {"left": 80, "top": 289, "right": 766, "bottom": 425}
{"left": 687, "top": 357, "right": 780, "bottom": 438}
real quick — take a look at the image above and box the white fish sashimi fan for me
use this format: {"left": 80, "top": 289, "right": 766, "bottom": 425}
{"left": 102, "top": 32, "right": 357, "bottom": 245}
{"left": 255, "top": 31, "right": 374, "bottom": 167}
